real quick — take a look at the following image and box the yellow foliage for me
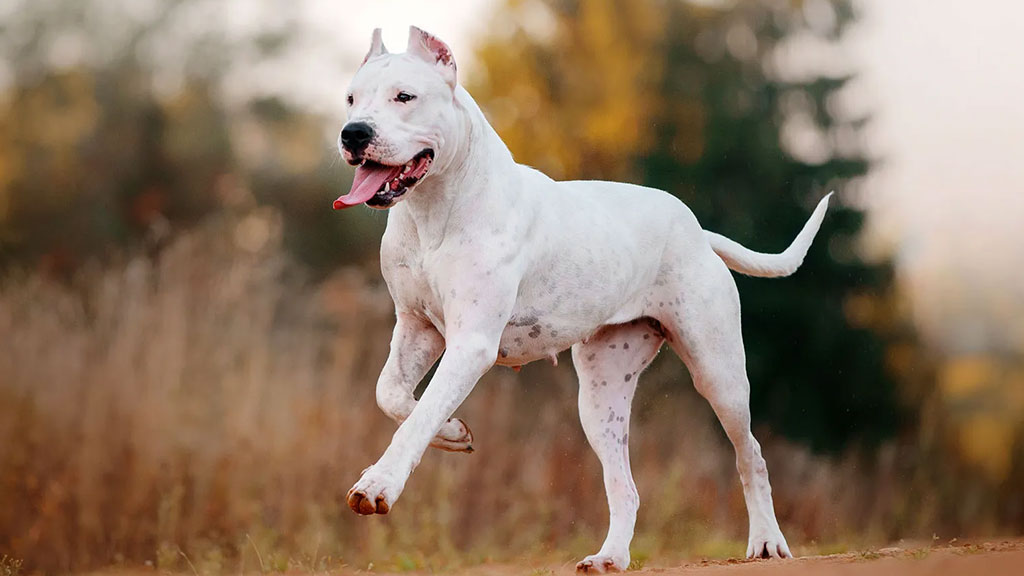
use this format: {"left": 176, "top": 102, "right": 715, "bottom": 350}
{"left": 939, "top": 354, "right": 1024, "bottom": 484}
{"left": 957, "top": 415, "right": 1014, "bottom": 483}
{"left": 939, "top": 354, "right": 998, "bottom": 402}
{"left": 16, "top": 70, "right": 99, "bottom": 150}
{"left": 470, "top": 0, "right": 667, "bottom": 181}
{"left": 0, "top": 70, "right": 100, "bottom": 217}
{"left": 1007, "top": 368, "right": 1024, "bottom": 413}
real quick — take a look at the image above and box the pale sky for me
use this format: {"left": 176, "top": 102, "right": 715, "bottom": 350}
{"left": 288, "top": 0, "right": 1024, "bottom": 353}
{"left": 846, "top": 0, "right": 1024, "bottom": 352}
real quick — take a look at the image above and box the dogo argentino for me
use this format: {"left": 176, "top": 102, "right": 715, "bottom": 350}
{"left": 335, "top": 26, "right": 831, "bottom": 573}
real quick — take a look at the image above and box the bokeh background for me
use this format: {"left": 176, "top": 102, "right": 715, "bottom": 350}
{"left": 1, "top": 0, "right": 1022, "bottom": 573}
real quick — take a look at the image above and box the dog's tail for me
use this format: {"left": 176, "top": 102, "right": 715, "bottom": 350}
{"left": 704, "top": 192, "right": 833, "bottom": 278}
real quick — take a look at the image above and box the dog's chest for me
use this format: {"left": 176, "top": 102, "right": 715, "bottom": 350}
{"left": 381, "top": 241, "right": 442, "bottom": 319}
{"left": 383, "top": 250, "right": 587, "bottom": 362}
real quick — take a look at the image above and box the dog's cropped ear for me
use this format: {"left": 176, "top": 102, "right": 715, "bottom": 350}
{"left": 407, "top": 26, "right": 456, "bottom": 88}
{"left": 362, "top": 28, "right": 388, "bottom": 65}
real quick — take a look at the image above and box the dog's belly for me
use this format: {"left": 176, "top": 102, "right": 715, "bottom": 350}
{"left": 494, "top": 318, "right": 586, "bottom": 366}
{"left": 494, "top": 294, "right": 647, "bottom": 367}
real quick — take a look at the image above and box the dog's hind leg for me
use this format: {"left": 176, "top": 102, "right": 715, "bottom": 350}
{"left": 572, "top": 321, "right": 665, "bottom": 573}
{"left": 375, "top": 313, "right": 474, "bottom": 452}
{"left": 657, "top": 250, "right": 792, "bottom": 559}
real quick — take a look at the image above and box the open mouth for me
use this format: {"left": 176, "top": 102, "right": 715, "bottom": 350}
{"left": 333, "top": 149, "right": 434, "bottom": 209}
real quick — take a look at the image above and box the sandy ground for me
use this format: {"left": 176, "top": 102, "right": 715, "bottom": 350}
{"left": 83, "top": 541, "right": 1024, "bottom": 576}
{"left": 637, "top": 541, "right": 1024, "bottom": 576}
{"left": 358, "top": 540, "right": 1024, "bottom": 576}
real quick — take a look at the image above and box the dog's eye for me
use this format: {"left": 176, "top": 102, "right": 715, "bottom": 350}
{"left": 395, "top": 91, "right": 417, "bottom": 103}
{"left": 346, "top": 94, "right": 354, "bottom": 106}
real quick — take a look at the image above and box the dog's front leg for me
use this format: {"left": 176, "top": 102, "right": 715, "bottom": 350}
{"left": 347, "top": 323, "right": 506, "bottom": 515}
{"left": 376, "top": 313, "right": 474, "bottom": 452}
{"left": 347, "top": 260, "right": 517, "bottom": 516}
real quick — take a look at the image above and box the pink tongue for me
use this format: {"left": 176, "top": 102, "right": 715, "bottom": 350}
{"left": 334, "top": 163, "right": 402, "bottom": 209}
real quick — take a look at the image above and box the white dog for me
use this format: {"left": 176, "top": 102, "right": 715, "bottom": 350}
{"left": 336, "top": 27, "right": 831, "bottom": 573}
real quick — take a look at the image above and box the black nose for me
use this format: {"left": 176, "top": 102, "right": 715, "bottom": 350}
{"left": 341, "top": 121, "right": 374, "bottom": 151}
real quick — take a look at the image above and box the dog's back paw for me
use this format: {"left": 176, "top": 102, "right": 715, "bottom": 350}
{"left": 576, "top": 553, "right": 627, "bottom": 573}
{"left": 429, "top": 417, "right": 474, "bottom": 453}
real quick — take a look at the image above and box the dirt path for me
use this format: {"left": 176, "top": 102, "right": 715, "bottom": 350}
{"left": 83, "top": 541, "right": 1024, "bottom": 576}
{"left": 360, "top": 540, "right": 1024, "bottom": 576}
{"left": 636, "top": 541, "right": 1024, "bottom": 576}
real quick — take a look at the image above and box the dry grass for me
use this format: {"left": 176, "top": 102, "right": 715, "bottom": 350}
{"left": 0, "top": 555, "right": 23, "bottom": 576}
{"left": 0, "top": 209, "right": 972, "bottom": 573}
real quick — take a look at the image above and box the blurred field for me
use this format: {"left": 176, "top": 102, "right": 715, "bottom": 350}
{"left": 0, "top": 212, "right": 1006, "bottom": 574}
{"left": 1, "top": 1, "right": 1023, "bottom": 575}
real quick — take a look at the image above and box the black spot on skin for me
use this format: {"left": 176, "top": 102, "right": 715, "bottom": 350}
{"left": 624, "top": 374, "right": 632, "bottom": 382}
{"left": 643, "top": 334, "right": 650, "bottom": 340}
{"left": 500, "top": 348, "right": 509, "bottom": 358}
{"left": 622, "top": 433, "right": 629, "bottom": 445}
{"left": 551, "top": 330, "right": 558, "bottom": 337}
{"left": 528, "top": 324, "right": 542, "bottom": 338}
{"left": 509, "top": 314, "right": 539, "bottom": 327}
{"left": 609, "top": 344, "right": 617, "bottom": 349}
{"left": 607, "top": 412, "right": 615, "bottom": 423}
{"left": 514, "top": 337, "right": 523, "bottom": 345}
{"left": 601, "top": 380, "right": 607, "bottom": 387}
{"left": 623, "top": 342, "right": 629, "bottom": 350}
{"left": 587, "top": 353, "right": 596, "bottom": 362}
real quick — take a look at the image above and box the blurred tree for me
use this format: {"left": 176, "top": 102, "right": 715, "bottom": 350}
{"left": 0, "top": 0, "right": 226, "bottom": 273}
{"left": 0, "top": 66, "right": 231, "bottom": 273}
{"left": 471, "top": 0, "right": 908, "bottom": 452}
{"left": 0, "top": 0, "right": 370, "bottom": 276}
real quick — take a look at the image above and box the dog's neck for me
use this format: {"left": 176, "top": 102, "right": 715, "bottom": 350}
{"left": 391, "top": 86, "right": 516, "bottom": 243}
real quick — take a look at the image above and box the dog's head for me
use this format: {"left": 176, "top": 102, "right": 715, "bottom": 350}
{"left": 334, "top": 27, "right": 459, "bottom": 210}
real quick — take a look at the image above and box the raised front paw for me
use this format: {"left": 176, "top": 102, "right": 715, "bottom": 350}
{"left": 429, "top": 417, "right": 474, "bottom": 453}
{"left": 576, "top": 553, "right": 628, "bottom": 573}
{"left": 346, "top": 466, "right": 402, "bottom": 515}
